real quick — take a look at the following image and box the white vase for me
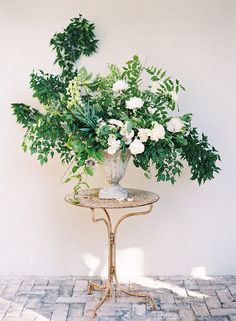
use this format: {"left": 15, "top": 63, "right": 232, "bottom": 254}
{"left": 99, "top": 149, "right": 131, "bottom": 199}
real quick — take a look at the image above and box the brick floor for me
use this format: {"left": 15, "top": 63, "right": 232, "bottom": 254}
{"left": 0, "top": 276, "right": 236, "bottom": 320}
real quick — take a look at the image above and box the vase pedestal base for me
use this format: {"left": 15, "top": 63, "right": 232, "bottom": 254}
{"left": 99, "top": 184, "right": 128, "bottom": 199}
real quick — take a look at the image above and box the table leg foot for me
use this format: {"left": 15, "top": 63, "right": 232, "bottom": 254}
{"left": 119, "top": 287, "right": 157, "bottom": 310}
{"left": 91, "top": 286, "right": 112, "bottom": 320}
{"left": 87, "top": 281, "right": 107, "bottom": 295}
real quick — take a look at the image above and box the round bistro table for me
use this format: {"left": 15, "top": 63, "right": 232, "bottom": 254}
{"left": 65, "top": 188, "right": 159, "bottom": 320}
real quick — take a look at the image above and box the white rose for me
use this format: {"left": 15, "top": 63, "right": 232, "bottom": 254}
{"left": 108, "top": 119, "right": 123, "bottom": 127}
{"left": 112, "top": 80, "right": 128, "bottom": 93}
{"left": 150, "top": 81, "right": 161, "bottom": 93}
{"left": 108, "top": 135, "right": 117, "bottom": 145}
{"left": 126, "top": 97, "right": 144, "bottom": 110}
{"left": 125, "top": 130, "right": 134, "bottom": 140}
{"left": 138, "top": 128, "right": 151, "bottom": 142}
{"left": 147, "top": 107, "right": 155, "bottom": 115}
{"left": 107, "top": 146, "right": 117, "bottom": 155}
{"left": 107, "top": 139, "right": 121, "bottom": 154}
{"left": 107, "top": 135, "right": 121, "bottom": 154}
{"left": 124, "top": 138, "right": 132, "bottom": 145}
{"left": 129, "top": 138, "right": 145, "bottom": 155}
{"left": 166, "top": 117, "right": 184, "bottom": 133}
{"left": 111, "top": 139, "right": 121, "bottom": 150}
{"left": 150, "top": 122, "right": 165, "bottom": 141}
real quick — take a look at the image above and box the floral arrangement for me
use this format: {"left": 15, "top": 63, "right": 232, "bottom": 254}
{"left": 12, "top": 16, "right": 220, "bottom": 193}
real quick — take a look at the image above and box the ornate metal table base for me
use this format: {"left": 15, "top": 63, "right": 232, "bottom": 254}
{"left": 87, "top": 205, "right": 157, "bottom": 320}
{"left": 65, "top": 188, "right": 160, "bottom": 321}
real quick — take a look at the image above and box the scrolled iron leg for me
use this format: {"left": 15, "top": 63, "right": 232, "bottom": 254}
{"left": 91, "top": 286, "right": 113, "bottom": 321}
{"left": 88, "top": 205, "right": 156, "bottom": 320}
{"left": 119, "top": 286, "right": 157, "bottom": 310}
{"left": 87, "top": 281, "right": 107, "bottom": 295}
{"left": 112, "top": 204, "right": 157, "bottom": 310}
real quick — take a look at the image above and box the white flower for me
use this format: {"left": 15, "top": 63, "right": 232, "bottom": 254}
{"left": 150, "top": 122, "right": 165, "bottom": 141}
{"left": 124, "top": 138, "right": 132, "bottom": 145}
{"left": 108, "top": 134, "right": 116, "bottom": 145}
{"left": 125, "top": 130, "right": 134, "bottom": 140}
{"left": 99, "top": 121, "right": 106, "bottom": 128}
{"left": 166, "top": 117, "right": 184, "bottom": 133}
{"left": 111, "top": 140, "right": 121, "bottom": 150}
{"left": 108, "top": 119, "right": 123, "bottom": 127}
{"left": 98, "top": 118, "right": 106, "bottom": 127}
{"left": 112, "top": 80, "right": 128, "bottom": 93}
{"left": 151, "top": 81, "right": 161, "bottom": 93}
{"left": 129, "top": 138, "right": 145, "bottom": 155}
{"left": 171, "top": 91, "right": 178, "bottom": 103}
{"left": 138, "top": 128, "right": 151, "bottom": 142}
{"left": 147, "top": 107, "right": 155, "bottom": 115}
{"left": 126, "top": 97, "right": 144, "bottom": 110}
{"left": 107, "top": 146, "right": 118, "bottom": 155}
{"left": 107, "top": 135, "right": 121, "bottom": 155}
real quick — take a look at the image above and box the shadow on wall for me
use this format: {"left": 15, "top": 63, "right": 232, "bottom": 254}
{"left": 83, "top": 244, "right": 213, "bottom": 282}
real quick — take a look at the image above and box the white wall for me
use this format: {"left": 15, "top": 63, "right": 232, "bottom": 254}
{"left": 0, "top": 0, "right": 235, "bottom": 277}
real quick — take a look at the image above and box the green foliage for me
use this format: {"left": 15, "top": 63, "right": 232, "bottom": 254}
{"left": 145, "top": 66, "right": 166, "bottom": 82}
{"left": 11, "top": 15, "right": 100, "bottom": 190}
{"left": 30, "top": 71, "right": 67, "bottom": 107}
{"left": 12, "top": 103, "right": 71, "bottom": 164}
{"left": 11, "top": 15, "right": 220, "bottom": 192}
{"left": 133, "top": 137, "right": 184, "bottom": 184}
{"left": 181, "top": 128, "right": 221, "bottom": 184}
{"left": 12, "top": 103, "right": 40, "bottom": 127}
{"left": 122, "top": 55, "right": 142, "bottom": 94}
{"left": 50, "top": 15, "right": 98, "bottom": 79}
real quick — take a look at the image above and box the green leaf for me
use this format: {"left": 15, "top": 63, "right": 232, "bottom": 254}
{"left": 84, "top": 166, "right": 94, "bottom": 176}
{"left": 144, "top": 172, "right": 151, "bottom": 179}
{"left": 95, "top": 152, "right": 104, "bottom": 163}
{"left": 126, "top": 122, "right": 132, "bottom": 133}
{"left": 72, "top": 165, "right": 78, "bottom": 173}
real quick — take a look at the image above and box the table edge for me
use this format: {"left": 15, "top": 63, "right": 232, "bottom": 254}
{"left": 64, "top": 189, "right": 160, "bottom": 209}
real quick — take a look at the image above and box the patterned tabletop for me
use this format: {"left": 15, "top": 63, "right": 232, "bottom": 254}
{"left": 65, "top": 188, "right": 159, "bottom": 209}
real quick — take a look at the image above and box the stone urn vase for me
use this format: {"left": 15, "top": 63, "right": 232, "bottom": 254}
{"left": 99, "top": 149, "right": 131, "bottom": 199}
